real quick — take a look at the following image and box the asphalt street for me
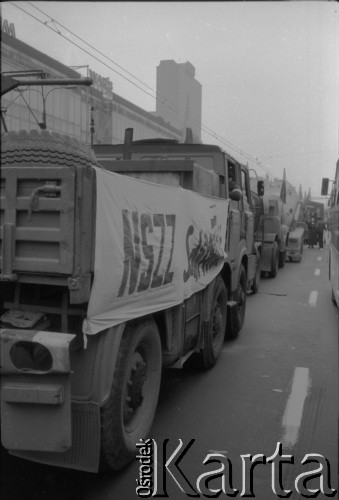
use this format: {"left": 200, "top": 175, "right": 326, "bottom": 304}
{"left": 1, "top": 242, "right": 338, "bottom": 500}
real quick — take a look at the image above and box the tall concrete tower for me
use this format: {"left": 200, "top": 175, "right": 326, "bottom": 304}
{"left": 155, "top": 60, "right": 202, "bottom": 142}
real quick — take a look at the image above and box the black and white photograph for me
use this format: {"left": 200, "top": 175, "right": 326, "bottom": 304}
{"left": 1, "top": 1, "right": 338, "bottom": 499}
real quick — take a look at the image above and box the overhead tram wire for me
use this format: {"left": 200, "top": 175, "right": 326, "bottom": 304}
{"left": 10, "top": 1, "right": 271, "bottom": 174}
{"left": 200, "top": 124, "right": 270, "bottom": 174}
{"left": 12, "top": 1, "right": 196, "bottom": 140}
{"left": 27, "top": 0, "right": 217, "bottom": 141}
{"left": 13, "top": 1, "right": 183, "bottom": 119}
{"left": 28, "top": 0, "right": 260, "bottom": 167}
{"left": 11, "top": 2, "right": 156, "bottom": 101}
{"left": 12, "top": 1, "right": 267, "bottom": 170}
{"left": 11, "top": 1, "right": 271, "bottom": 174}
{"left": 261, "top": 149, "right": 338, "bottom": 159}
{"left": 27, "top": 1, "right": 155, "bottom": 94}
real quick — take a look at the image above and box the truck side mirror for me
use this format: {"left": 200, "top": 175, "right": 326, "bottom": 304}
{"left": 257, "top": 180, "right": 265, "bottom": 196}
{"left": 321, "top": 178, "right": 329, "bottom": 196}
{"left": 230, "top": 188, "right": 243, "bottom": 202}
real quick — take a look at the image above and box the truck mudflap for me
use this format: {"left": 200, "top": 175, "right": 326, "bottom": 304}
{"left": 9, "top": 400, "right": 101, "bottom": 473}
{"left": 1, "top": 328, "right": 76, "bottom": 454}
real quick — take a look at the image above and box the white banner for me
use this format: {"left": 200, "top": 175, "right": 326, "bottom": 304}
{"left": 83, "top": 167, "right": 229, "bottom": 335}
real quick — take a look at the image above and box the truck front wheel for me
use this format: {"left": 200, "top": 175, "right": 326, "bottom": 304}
{"left": 100, "top": 319, "right": 162, "bottom": 471}
{"left": 227, "top": 265, "right": 247, "bottom": 339}
{"left": 279, "top": 250, "right": 286, "bottom": 268}
{"left": 200, "top": 276, "right": 227, "bottom": 369}
{"left": 252, "top": 255, "right": 261, "bottom": 294}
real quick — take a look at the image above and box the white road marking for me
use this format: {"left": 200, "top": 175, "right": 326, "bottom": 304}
{"left": 281, "top": 367, "right": 311, "bottom": 450}
{"left": 308, "top": 290, "right": 318, "bottom": 306}
{"left": 317, "top": 256, "right": 322, "bottom": 262}
{"left": 314, "top": 268, "right": 321, "bottom": 276}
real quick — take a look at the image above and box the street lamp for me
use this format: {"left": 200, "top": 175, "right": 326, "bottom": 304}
{"left": 14, "top": 86, "right": 76, "bottom": 130}
{"left": 38, "top": 86, "right": 76, "bottom": 130}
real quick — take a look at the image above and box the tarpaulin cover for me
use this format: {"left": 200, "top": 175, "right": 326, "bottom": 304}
{"left": 83, "top": 167, "right": 229, "bottom": 335}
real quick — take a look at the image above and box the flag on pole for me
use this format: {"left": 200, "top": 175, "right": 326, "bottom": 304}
{"left": 280, "top": 168, "right": 287, "bottom": 203}
{"left": 298, "top": 184, "right": 303, "bottom": 200}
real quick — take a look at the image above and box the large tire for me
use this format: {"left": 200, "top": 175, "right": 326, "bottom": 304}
{"left": 1, "top": 129, "right": 98, "bottom": 168}
{"left": 331, "top": 288, "right": 337, "bottom": 307}
{"left": 100, "top": 319, "right": 162, "bottom": 471}
{"left": 199, "top": 277, "right": 227, "bottom": 369}
{"left": 269, "top": 242, "right": 279, "bottom": 278}
{"left": 252, "top": 255, "right": 261, "bottom": 294}
{"left": 227, "top": 265, "right": 247, "bottom": 339}
{"left": 278, "top": 250, "right": 286, "bottom": 268}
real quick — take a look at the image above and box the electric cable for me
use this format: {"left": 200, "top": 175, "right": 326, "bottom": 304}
{"left": 8, "top": 1, "right": 281, "bottom": 173}
{"left": 11, "top": 1, "right": 262, "bottom": 165}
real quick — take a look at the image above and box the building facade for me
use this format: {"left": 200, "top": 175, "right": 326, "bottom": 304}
{"left": 1, "top": 32, "right": 91, "bottom": 141}
{"left": 1, "top": 29, "right": 199, "bottom": 146}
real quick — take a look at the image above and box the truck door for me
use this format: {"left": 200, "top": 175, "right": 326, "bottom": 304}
{"left": 241, "top": 168, "right": 254, "bottom": 253}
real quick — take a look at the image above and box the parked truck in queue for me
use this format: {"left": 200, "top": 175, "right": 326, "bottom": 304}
{"left": 0, "top": 123, "right": 255, "bottom": 472}
{"left": 93, "top": 128, "right": 264, "bottom": 300}
{"left": 248, "top": 171, "right": 304, "bottom": 277}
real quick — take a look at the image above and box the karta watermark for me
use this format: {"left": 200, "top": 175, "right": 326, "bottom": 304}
{"left": 136, "top": 439, "right": 337, "bottom": 498}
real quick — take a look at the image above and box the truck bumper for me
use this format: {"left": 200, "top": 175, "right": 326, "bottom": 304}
{"left": 9, "top": 400, "right": 101, "bottom": 473}
{"left": 286, "top": 247, "right": 302, "bottom": 261}
{"left": 1, "top": 328, "right": 76, "bottom": 453}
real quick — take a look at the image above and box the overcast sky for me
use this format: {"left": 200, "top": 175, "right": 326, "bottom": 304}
{"left": 2, "top": 1, "right": 338, "bottom": 197}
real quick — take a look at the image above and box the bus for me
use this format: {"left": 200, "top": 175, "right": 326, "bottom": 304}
{"left": 322, "top": 160, "right": 339, "bottom": 307}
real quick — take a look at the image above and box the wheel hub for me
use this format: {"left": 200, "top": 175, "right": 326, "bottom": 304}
{"left": 213, "top": 305, "right": 222, "bottom": 338}
{"left": 124, "top": 353, "right": 147, "bottom": 422}
{"left": 237, "top": 283, "right": 245, "bottom": 310}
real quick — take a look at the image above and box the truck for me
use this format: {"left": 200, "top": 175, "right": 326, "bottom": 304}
{"left": 0, "top": 124, "right": 253, "bottom": 473}
{"left": 321, "top": 164, "right": 339, "bottom": 307}
{"left": 93, "top": 128, "right": 264, "bottom": 299}
{"left": 258, "top": 193, "right": 289, "bottom": 277}
{"left": 303, "top": 200, "right": 325, "bottom": 223}
{"left": 250, "top": 173, "right": 304, "bottom": 277}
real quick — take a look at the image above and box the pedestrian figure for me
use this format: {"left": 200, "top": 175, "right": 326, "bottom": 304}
{"left": 316, "top": 219, "right": 326, "bottom": 250}
{"left": 307, "top": 218, "right": 317, "bottom": 248}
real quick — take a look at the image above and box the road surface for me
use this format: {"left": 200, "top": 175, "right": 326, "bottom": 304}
{"left": 1, "top": 243, "right": 338, "bottom": 499}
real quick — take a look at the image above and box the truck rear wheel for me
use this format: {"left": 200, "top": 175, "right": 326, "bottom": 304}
{"left": 269, "top": 242, "right": 279, "bottom": 278}
{"left": 200, "top": 276, "right": 227, "bottom": 369}
{"left": 279, "top": 250, "right": 286, "bottom": 268}
{"left": 252, "top": 255, "right": 261, "bottom": 294}
{"left": 227, "top": 265, "right": 247, "bottom": 339}
{"left": 100, "top": 319, "right": 161, "bottom": 471}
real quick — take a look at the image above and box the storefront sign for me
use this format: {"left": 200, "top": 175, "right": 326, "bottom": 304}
{"left": 88, "top": 69, "right": 113, "bottom": 96}
{"left": 1, "top": 17, "right": 16, "bottom": 37}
